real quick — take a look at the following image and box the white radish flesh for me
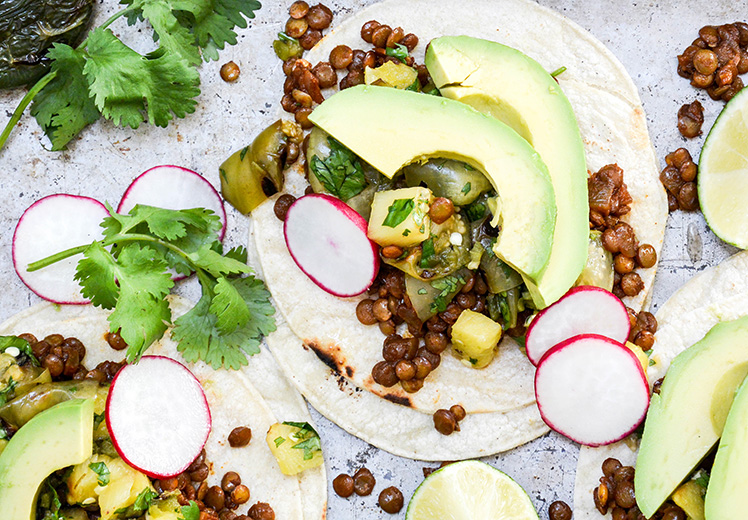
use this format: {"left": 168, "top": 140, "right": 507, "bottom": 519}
{"left": 525, "top": 286, "right": 630, "bottom": 366}
{"left": 13, "top": 194, "right": 109, "bottom": 304}
{"left": 284, "top": 194, "right": 379, "bottom": 297}
{"left": 106, "top": 356, "right": 211, "bottom": 478}
{"left": 534, "top": 334, "right": 649, "bottom": 447}
{"left": 118, "top": 165, "right": 227, "bottom": 240}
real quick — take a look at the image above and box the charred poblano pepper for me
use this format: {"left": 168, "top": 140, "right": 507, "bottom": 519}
{"left": 0, "top": 0, "right": 94, "bottom": 90}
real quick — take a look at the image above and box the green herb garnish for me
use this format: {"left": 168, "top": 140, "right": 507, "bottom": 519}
{"left": 0, "top": 0, "right": 262, "bottom": 152}
{"left": 383, "top": 198, "right": 415, "bottom": 228}
{"left": 283, "top": 421, "right": 321, "bottom": 460}
{"left": 0, "top": 335, "right": 39, "bottom": 366}
{"left": 116, "top": 488, "right": 159, "bottom": 516}
{"left": 274, "top": 436, "right": 286, "bottom": 447}
{"left": 417, "top": 288, "right": 428, "bottom": 295}
{"left": 293, "top": 436, "right": 322, "bottom": 460}
{"left": 89, "top": 461, "right": 110, "bottom": 486}
{"left": 461, "top": 182, "right": 472, "bottom": 195}
{"left": 180, "top": 501, "right": 200, "bottom": 520}
{"left": 402, "top": 229, "right": 411, "bottom": 236}
{"left": 310, "top": 137, "right": 367, "bottom": 201}
{"left": 550, "top": 66, "right": 567, "bottom": 78}
{"left": 385, "top": 43, "right": 409, "bottom": 63}
{"left": 430, "top": 274, "right": 465, "bottom": 313}
{"left": 420, "top": 237, "right": 436, "bottom": 268}
{"left": 464, "top": 201, "right": 486, "bottom": 222}
{"left": 405, "top": 77, "right": 420, "bottom": 91}
{"left": 94, "top": 412, "right": 106, "bottom": 430}
{"left": 27, "top": 204, "right": 275, "bottom": 369}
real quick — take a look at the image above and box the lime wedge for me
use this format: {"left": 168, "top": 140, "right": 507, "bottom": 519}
{"left": 405, "top": 460, "right": 539, "bottom": 520}
{"left": 699, "top": 87, "right": 748, "bottom": 248}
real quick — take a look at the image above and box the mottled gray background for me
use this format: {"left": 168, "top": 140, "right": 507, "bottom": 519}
{"left": 0, "top": 0, "right": 746, "bottom": 518}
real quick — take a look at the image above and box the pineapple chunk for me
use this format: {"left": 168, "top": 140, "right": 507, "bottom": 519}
{"left": 672, "top": 481, "right": 706, "bottom": 520}
{"left": 266, "top": 422, "right": 324, "bottom": 475}
{"left": 368, "top": 187, "right": 433, "bottom": 247}
{"left": 451, "top": 310, "right": 502, "bottom": 368}
{"left": 364, "top": 61, "right": 419, "bottom": 90}
{"left": 67, "top": 454, "right": 154, "bottom": 520}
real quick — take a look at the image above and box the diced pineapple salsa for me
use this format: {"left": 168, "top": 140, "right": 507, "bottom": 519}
{"left": 266, "top": 421, "right": 324, "bottom": 475}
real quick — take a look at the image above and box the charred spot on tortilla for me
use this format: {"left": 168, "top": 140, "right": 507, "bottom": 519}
{"left": 345, "top": 365, "right": 354, "bottom": 377}
{"left": 382, "top": 393, "right": 412, "bottom": 407}
{"left": 304, "top": 340, "right": 340, "bottom": 374}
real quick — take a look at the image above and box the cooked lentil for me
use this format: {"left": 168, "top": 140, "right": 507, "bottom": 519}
{"left": 220, "top": 61, "right": 241, "bottom": 82}
{"left": 228, "top": 426, "right": 252, "bottom": 447}
{"left": 677, "top": 100, "right": 704, "bottom": 138}
{"left": 353, "top": 467, "right": 376, "bottom": 496}
{"left": 248, "top": 502, "right": 275, "bottom": 520}
{"left": 548, "top": 501, "right": 572, "bottom": 520}
{"left": 378, "top": 486, "right": 404, "bottom": 513}
{"left": 333, "top": 473, "right": 355, "bottom": 497}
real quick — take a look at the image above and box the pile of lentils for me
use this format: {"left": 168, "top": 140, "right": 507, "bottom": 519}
{"left": 587, "top": 164, "right": 658, "bottom": 300}
{"left": 158, "top": 426, "right": 272, "bottom": 520}
{"left": 594, "top": 458, "right": 686, "bottom": 520}
{"left": 19, "top": 331, "right": 128, "bottom": 383}
{"left": 333, "top": 466, "right": 404, "bottom": 514}
{"left": 278, "top": 4, "right": 425, "bottom": 129}
{"left": 659, "top": 148, "right": 699, "bottom": 212}
{"left": 358, "top": 265, "right": 501, "bottom": 394}
{"left": 677, "top": 22, "right": 748, "bottom": 102}
{"left": 626, "top": 308, "right": 658, "bottom": 351}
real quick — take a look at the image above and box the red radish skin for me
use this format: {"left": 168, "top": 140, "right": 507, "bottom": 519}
{"left": 106, "top": 356, "right": 212, "bottom": 478}
{"left": 118, "top": 165, "right": 227, "bottom": 240}
{"left": 525, "top": 286, "right": 630, "bottom": 366}
{"left": 13, "top": 194, "right": 109, "bottom": 305}
{"left": 284, "top": 194, "right": 379, "bottom": 297}
{"left": 534, "top": 334, "right": 649, "bottom": 447}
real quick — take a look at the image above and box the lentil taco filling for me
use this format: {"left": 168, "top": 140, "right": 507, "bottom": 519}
{"left": 0, "top": 299, "right": 327, "bottom": 520}
{"left": 233, "top": 0, "right": 667, "bottom": 460}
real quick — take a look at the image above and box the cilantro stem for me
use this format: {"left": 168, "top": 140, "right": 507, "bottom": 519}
{"left": 0, "top": 71, "right": 58, "bottom": 152}
{"left": 27, "top": 233, "right": 190, "bottom": 272}
{"left": 76, "top": 7, "right": 134, "bottom": 49}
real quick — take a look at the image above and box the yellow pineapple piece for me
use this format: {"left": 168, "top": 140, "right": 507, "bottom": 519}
{"left": 451, "top": 310, "right": 502, "bottom": 368}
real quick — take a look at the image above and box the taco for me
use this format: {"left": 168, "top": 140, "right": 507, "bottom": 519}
{"left": 239, "top": 0, "right": 668, "bottom": 459}
{"left": 0, "top": 296, "right": 327, "bottom": 520}
{"left": 574, "top": 250, "right": 748, "bottom": 519}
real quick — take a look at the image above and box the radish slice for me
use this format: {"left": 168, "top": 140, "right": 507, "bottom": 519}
{"left": 525, "top": 286, "right": 630, "bottom": 366}
{"left": 13, "top": 194, "right": 109, "bottom": 304}
{"left": 534, "top": 334, "right": 650, "bottom": 447}
{"left": 106, "top": 356, "right": 211, "bottom": 478}
{"left": 118, "top": 165, "right": 227, "bottom": 240}
{"left": 284, "top": 194, "right": 379, "bottom": 297}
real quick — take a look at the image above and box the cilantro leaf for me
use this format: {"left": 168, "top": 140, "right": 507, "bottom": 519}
{"left": 89, "top": 461, "right": 110, "bottom": 486}
{"left": 76, "top": 242, "right": 173, "bottom": 361}
{"left": 430, "top": 274, "right": 465, "bottom": 313}
{"left": 105, "top": 205, "right": 220, "bottom": 242}
{"left": 188, "top": 243, "right": 251, "bottom": 278}
{"left": 420, "top": 237, "right": 436, "bottom": 268}
{"left": 116, "top": 488, "right": 159, "bottom": 516}
{"left": 183, "top": 0, "right": 262, "bottom": 61}
{"left": 136, "top": 0, "right": 202, "bottom": 65}
{"left": 310, "top": 137, "right": 367, "bottom": 201}
{"left": 210, "top": 277, "right": 250, "bottom": 334}
{"left": 0, "top": 335, "right": 40, "bottom": 366}
{"left": 274, "top": 436, "right": 286, "bottom": 447}
{"left": 383, "top": 198, "right": 414, "bottom": 228}
{"left": 180, "top": 501, "right": 200, "bottom": 520}
{"left": 293, "top": 436, "right": 322, "bottom": 460}
{"left": 172, "top": 276, "right": 275, "bottom": 369}
{"left": 29, "top": 44, "right": 101, "bottom": 151}
{"left": 83, "top": 28, "right": 201, "bottom": 129}
{"left": 461, "top": 182, "right": 472, "bottom": 195}
{"left": 385, "top": 43, "right": 409, "bottom": 63}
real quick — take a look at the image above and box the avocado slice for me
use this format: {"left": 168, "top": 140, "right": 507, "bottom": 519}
{"left": 308, "top": 85, "right": 556, "bottom": 283}
{"left": 0, "top": 398, "right": 94, "bottom": 520}
{"left": 705, "top": 375, "right": 748, "bottom": 518}
{"left": 635, "top": 317, "right": 748, "bottom": 517}
{"left": 425, "top": 36, "right": 589, "bottom": 308}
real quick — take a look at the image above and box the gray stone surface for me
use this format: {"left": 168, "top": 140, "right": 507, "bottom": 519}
{"left": 0, "top": 0, "right": 745, "bottom": 518}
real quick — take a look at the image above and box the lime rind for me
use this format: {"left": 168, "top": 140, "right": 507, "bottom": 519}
{"left": 405, "top": 460, "right": 539, "bottom": 520}
{"left": 699, "top": 86, "right": 748, "bottom": 249}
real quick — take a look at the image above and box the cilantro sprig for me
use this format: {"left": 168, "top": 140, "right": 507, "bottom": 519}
{"left": 0, "top": 0, "right": 261, "bottom": 152}
{"left": 27, "top": 204, "right": 275, "bottom": 369}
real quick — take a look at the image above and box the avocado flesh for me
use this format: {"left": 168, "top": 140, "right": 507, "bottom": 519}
{"left": 705, "top": 374, "right": 748, "bottom": 518}
{"left": 308, "top": 85, "right": 556, "bottom": 282}
{"left": 635, "top": 317, "right": 748, "bottom": 517}
{"left": 425, "top": 36, "right": 588, "bottom": 308}
{"left": 0, "top": 398, "right": 94, "bottom": 520}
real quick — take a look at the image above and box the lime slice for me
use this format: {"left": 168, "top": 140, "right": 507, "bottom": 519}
{"left": 699, "top": 87, "right": 748, "bottom": 248}
{"left": 405, "top": 460, "right": 539, "bottom": 520}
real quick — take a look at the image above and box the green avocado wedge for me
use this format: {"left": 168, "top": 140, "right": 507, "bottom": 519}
{"left": 0, "top": 398, "right": 94, "bottom": 520}
{"left": 308, "top": 85, "right": 556, "bottom": 283}
{"left": 635, "top": 317, "right": 748, "bottom": 518}
{"left": 704, "top": 375, "right": 748, "bottom": 518}
{"left": 425, "top": 36, "right": 588, "bottom": 308}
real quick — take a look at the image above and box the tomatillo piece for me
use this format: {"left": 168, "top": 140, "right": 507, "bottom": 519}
{"left": 220, "top": 120, "right": 289, "bottom": 214}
